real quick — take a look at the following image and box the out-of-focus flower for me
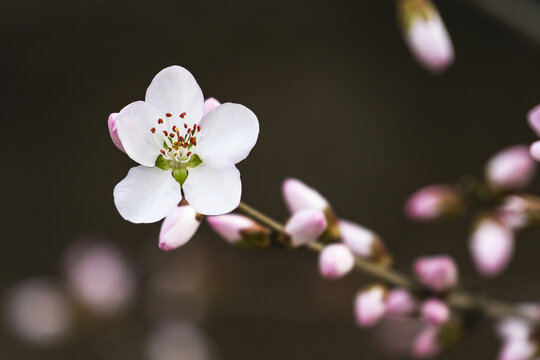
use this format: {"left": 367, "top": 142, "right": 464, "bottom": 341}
{"left": 470, "top": 216, "right": 514, "bottom": 278}
{"left": 485, "top": 145, "right": 536, "bottom": 192}
{"left": 397, "top": 0, "right": 454, "bottom": 74}
{"left": 159, "top": 204, "right": 203, "bottom": 251}
{"left": 498, "top": 339, "right": 536, "bottom": 360}
{"left": 354, "top": 285, "right": 387, "bottom": 327}
{"left": 282, "top": 178, "right": 329, "bottom": 213}
{"left": 339, "top": 219, "right": 390, "bottom": 265}
{"left": 318, "top": 244, "right": 355, "bottom": 279}
{"left": 421, "top": 299, "right": 450, "bottom": 325}
{"left": 207, "top": 214, "right": 270, "bottom": 248}
{"left": 405, "top": 185, "right": 463, "bottom": 222}
{"left": 146, "top": 320, "right": 214, "bottom": 360}
{"left": 284, "top": 209, "right": 327, "bottom": 247}
{"left": 113, "top": 66, "right": 259, "bottom": 222}
{"left": 412, "top": 326, "right": 441, "bottom": 358}
{"left": 4, "top": 279, "right": 72, "bottom": 345}
{"left": 63, "top": 242, "right": 135, "bottom": 314}
{"left": 530, "top": 141, "right": 540, "bottom": 162}
{"left": 413, "top": 255, "right": 458, "bottom": 293}
{"left": 496, "top": 196, "right": 530, "bottom": 230}
{"left": 385, "top": 288, "right": 417, "bottom": 316}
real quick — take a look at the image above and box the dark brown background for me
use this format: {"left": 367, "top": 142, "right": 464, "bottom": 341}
{"left": 2, "top": 0, "right": 540, "bottom": 358}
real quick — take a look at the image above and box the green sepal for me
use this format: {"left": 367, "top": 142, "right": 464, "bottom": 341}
{"left": 173, "top": 168, "right": 188, "bottom": 185}
{"left": 187, "top": 154, "right": 202, "bottom": 168}
{"left": 155, "top": 155, "right": 170, "bottom": 170}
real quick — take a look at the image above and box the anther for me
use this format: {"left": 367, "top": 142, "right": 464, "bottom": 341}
{"left": 160, "top": 150, "right": 166, "bottom": 155}
{"left": 180, "top": 112, "right": 186, "bottom": 118}
{"left": 158, "top": 119, "right": 163, "bottom": 124}
{"left": 163, "top": 131, "right": 168, "bottom": 136}
{"left": 151, "top": 127, "right": 156, "bottom": 133}
{"left": 184, "top": 123, "right": 188, "bottom": 129}
{"left": 197, "top": 125, "right": 201, "bottom": 132}
{"left": 166, "top": 113, "right": 172, "bottom": 117}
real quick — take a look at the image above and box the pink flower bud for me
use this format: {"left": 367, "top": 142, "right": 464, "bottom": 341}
{"left": 527, "top": 104, "right": 540, "bottom": 137}
{"left": 385, "top": 288, "right": 417, "bottom": 316}
{"left": 412, "top": 326, "right": 441, "bottom": 358}
{"left": 63, "top": 242, "right": 135, "bottom": 314}
{"left": 398, "top": 1, "right": 454, "bottom": 74}
{"left": 354, "top": 285, "right": 387, "bottom": 327}
{"left": 496, "top": 196, "right": 529, "bottom": 230}
{"left": 405, "top": 185, "right": 462, "bottom": 222}
{"left": 207, "top": 214, "right": 261, "bottom": 244}
{"left": 107, "top": 112, "right": 125, "bottom": 152}
{"left": 284, "top": 209, "right": 327, "bottom": 247}
{"left": 421, "top": 299, "right": 450, "bottom": 325}
{"left": 498, "top": 339, "right": 536, "bottom": 360}
{"left": 339, "top": 219, "right": 386, "bottom": 260}
{"left": 203, "top": 97, "right": 221, "bottom": 116}
{"left": 159, "top": 205, "right": 202, "bottom": 251}
{"left": 486, "top": 145, "right": 536, "bottom": 191}
{"left": 318, "top": 244, "right": 355, "bottom": 280}
{"left": 470, "top": 217, "right": 514, "bottom": 278}
{"left": 530, "top": 141, "right": 540, "bottom": 162}
{"left": 282, "top": 178, "right": 329, "bottom": 213}
{"left": 413, "top": 255, "right": 458, "bottom": 293}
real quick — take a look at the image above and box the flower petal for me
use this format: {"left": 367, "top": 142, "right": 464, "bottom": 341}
{"left": 114, "top": 166, "right": 181, "bottom": 223}
{"left": 183, "top": 159, "right": 241, "bottom": 215}
{"left": 318, "top": 244, "right": 355, "bottom": 280}
{"left": 470, "top": 217, "right": 514, "bottom": 278}
{"left": 159, "top": 205, "right": 202, "bottom": 251}
{"left": 116, "top": 101, "right": 165, "bottom": 167}
{"left": 282, "top": 178, "right": 329, "bottom": 213}
{"left": 145, "top": 66, "right": 204, "bottom": 125}
{"left": 196, "top": 103, "right": 259, "bottom": 164}
{"left": 284, "top": 209, "right": 327, "bottom": 247}
{"left": 207, "top": 214, "right": 258, "bottom": 244}
{"left": 107, "top": 113, "right": 125, "bottom": 152}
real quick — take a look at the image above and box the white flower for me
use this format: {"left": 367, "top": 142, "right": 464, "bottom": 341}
{"left": 113, "top": 66, "right": 259, "bottom": 223}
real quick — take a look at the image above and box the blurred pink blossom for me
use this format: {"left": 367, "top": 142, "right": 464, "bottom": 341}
{"left": 527, "top": 104, "right": 540, "bottom": 137}
{"left": 159, "top": 205, "right": 202, "bottom": 251}
{"left": 498, "top": 339, "right": 536, "bottom": 360}
{"left": 284, "top": 209, "right": 327, "bottom": 247}
{"left": 207, "top": 214, "right": 263, "bottom": 244}
{"left": 485, "top": 145, "right": 536, "bottom": 191}
{"left": 400, "top": 3, "right": 454, "bottom": 74}
{"left": 412, "top": 326, "right": 441, "bottom": 358}
{"left": 4, "top": 279, "right": 72, "bottom": 345}
{"left": 339, "top": 220, "right": 381, "bottom": 258}
{"left": 282, "top": 178, "right": 329, "bottom": 213}
{"left": 318, "top": 244, "right": 355, "bottom": 280}
{"left": 529, "top": 141, "right": 540, "bottom": 162}
{"left": 203, "top": 97, "right": 221, "bottom": 115}
{"left": 413, "top": 255, "right": 458, "bottom": 293}
{"left": 385, "top": 288, "right": 417, "bottom": 316}
{"left": 354, "top": 285, "right": 387, "bottom": 327}
{"left": 421, "top": 299, "right": 450, "bottom": 325}
{"left": 470, "top": 217, "right": 514, "bottom": 278}
{"left": 64, "top": 242, "right": 135, "bottom": 314}
{"left": 405, "top": 185, "right": 461, "bottom": 222}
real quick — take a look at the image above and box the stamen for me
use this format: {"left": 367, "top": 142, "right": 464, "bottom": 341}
{"left": 163, "top": 131, "right": 168, "bottom": 136}
{"left": 160, "top": 150, "right": 166, "bottom": 155}
{"left": 166, "top": 113, "right": 172, "bottom": 117}
{"left": 158, "top": 119, "right": 163, "bottom": 124}
{"left": 151, "top": 127, "right": 156, "bottom": 133}
{"left": 180, "top": 112, "right": 186, "bottom": 118}
{"left": 184, "top": 123, "right": 188, "bottom": 129}
{"left": 197, "top": 125, "right": 201, "bottom": 132}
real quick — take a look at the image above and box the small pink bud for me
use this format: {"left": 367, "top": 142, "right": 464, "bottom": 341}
{"left": 496, "top": 196, "right": 529, "bottom": 230}
{"left": 398, "top": 1, "right": 454, "bottom": 74}
{"left": 498, "top": 339, "right": 536, "bottom": 360}
{"left": 339, "top": 220, "right": 377, "bottom": 257}
{"left": 107, "top": 112, "right": 125, "bottom": 152}
{"left": 527, "top": 104, "right": 540, "bottom": 137}
{"left": 405, "top": 185, "right": 461, "bottom": 222}
{"left": 421, "top": 299, "right": 450, "bottom": 325}
{"left": 470, "top": 217, "right": 514, "bottom": 278}
{"left": 207, "top": 214, "right": 260, "bottom": 244}
{"left": 385, "top": 288, "right": 417, "bottom": 316}
{"left": 530, "top": 141, "right": 540, "bottom": 162}
{"left": 284, "top": 209, "right": 327, "bottom": 247}
{"left": 159, "top": 205, "right": 202, "bottom": 251}
{"left": 318, "top": 244, "right": 355, "bottom": 280}
{"left": 282, "top": 178, "right": 329, "bottom": 213}
{"left": 354, "top": 285, "right": 387, "bottom": 327}
{"left": 412, "top": 326, "right": 441, "bottom": 358}
{"left": 413, "top": 255, "right": 458, "bottom": 293}
{"left": 485, "top": 145, "right": 536, "bottom": 191}
{"left": 203, "top": 97, "right": 221, "bottom": 116}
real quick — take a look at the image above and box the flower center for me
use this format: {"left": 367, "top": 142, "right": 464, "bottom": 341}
{"left": 150, "top": 112, "right": 202, "bottom": 164}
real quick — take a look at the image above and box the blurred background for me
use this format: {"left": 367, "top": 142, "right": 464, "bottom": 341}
{"left": 2, "top": 0, "right": 540, "bottom": 358}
